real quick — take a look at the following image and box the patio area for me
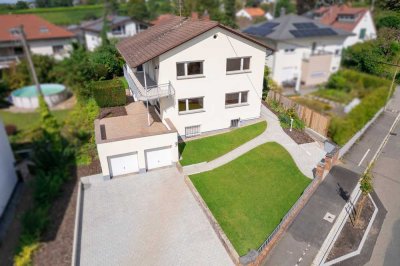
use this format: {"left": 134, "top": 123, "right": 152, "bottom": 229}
{"left": 95, "top": 101, "right": 174, "bottom": 142}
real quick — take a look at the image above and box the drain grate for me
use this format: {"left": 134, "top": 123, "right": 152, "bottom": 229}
{"left": 323, "top": 212, "right": 336, "bottom": 223}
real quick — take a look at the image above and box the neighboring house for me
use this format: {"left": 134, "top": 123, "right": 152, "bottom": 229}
{"left": 236, "top": 7, "right": 267, "bottom": 20}
{"left": 243, "top": 14, "right": 353, "bottom": 87}
{"left": 0, "top": 120, "right": 18, "bottom": 218}
{"left": 81, "top": 15, "right": 149, "bottom": 51}
{"left": 95, "top": 16, "right": 272, "bottom": 178}
{"left": 0, "top": 14, "right": 76, "bottom": 70}
{"left": 310, "top": 4, "right": 376, "bottom": 48}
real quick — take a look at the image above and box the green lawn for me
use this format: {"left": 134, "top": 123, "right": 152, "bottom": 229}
{"left": 179, "top": 121, "right": 267, "bottom": 166}
{"left": 0, "top": 5, "right": 104, "bottom": 25}
{"left": 190, "top": 142, "right": 310, "bottom": 255}
{"left": 0, "top": 109, "right": 71, "bottom": 131}
{"left": 312, "top": 89, "right": 353, "bottom": 104}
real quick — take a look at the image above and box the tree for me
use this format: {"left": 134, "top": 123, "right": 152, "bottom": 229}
{"left": 127, "top": 0, "right": 150, "bottom": 21}
{"left": 379, "top": 0, "right": 400, "bottom": 11}
{"left": 147, "top": 0, "right": 173, "bottom": 19}
{"left": 274, "top": 0, "right": 296, "bottom": 17}
{"left": 296, "top": 0, "right": 316, "bottom": 15}
{"left": 15, "top": 1, "right": 29, "bottom": 9}
{"left": 355, "top": 171, "right": 373, "bottom": 227}
{"left": 377, "top": 15, "right": 400, "bottom": 30}
{"left": 224, "top": 0, "right": 236, "bottom": 21}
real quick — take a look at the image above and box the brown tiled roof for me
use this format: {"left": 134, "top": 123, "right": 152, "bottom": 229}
{"left": 314, "top": 5, "right": 368, "bottom": 32}
{"left": 0, "top": 14, "right": 75, "bottom": 42}
{"left": 117, "top": 17, "right": 273, "bottom": 68}
{"left": 244, "top": 7, "right": 265, "bottom": 17}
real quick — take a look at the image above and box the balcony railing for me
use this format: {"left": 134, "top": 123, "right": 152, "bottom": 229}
{"left": 123, "top": 65, "right": 175, "bottom": 101}
{"left": 303, "top": 50, "right": 332, "bottom": 62}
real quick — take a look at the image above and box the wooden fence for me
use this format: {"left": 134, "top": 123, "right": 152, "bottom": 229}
{"left": 266, "top": 91, "right": 330, "bottom": 137}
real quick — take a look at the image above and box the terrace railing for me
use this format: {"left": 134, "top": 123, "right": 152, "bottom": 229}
{"left": 123, "top": 65, "right": 175, "bottom": 101}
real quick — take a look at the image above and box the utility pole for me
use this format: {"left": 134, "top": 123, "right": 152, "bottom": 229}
{"left": 18, "top": 25, "right": 42, "bottom": 97}
{"left": 385, "top": 57, "right": 399, "bottom": 110}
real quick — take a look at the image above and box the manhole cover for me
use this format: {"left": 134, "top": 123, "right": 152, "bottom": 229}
{"left": 323, "top": 212, "right": 336, "bottom": 223}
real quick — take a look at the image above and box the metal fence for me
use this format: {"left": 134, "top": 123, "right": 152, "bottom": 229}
{"left": 257, "top": 174, "right": 321, "bottom": 252}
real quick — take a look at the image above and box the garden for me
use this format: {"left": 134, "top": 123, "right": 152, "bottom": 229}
{"left": 190, "top": 142, "right": 311, "bottom": 256}
{"left": 0, "top": 37, "right": 126, "bottom": 265}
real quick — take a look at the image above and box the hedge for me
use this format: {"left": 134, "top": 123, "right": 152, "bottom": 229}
{"left": 92, "top": 79, "right": 126, "bottom": 108}
{"left": 329, "top": 86, "right": 389, "bottom": 145}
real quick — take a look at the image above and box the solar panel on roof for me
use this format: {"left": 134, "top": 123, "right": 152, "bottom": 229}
{"left": 289, "top": 28, "right": 337, "bottom": 38}
{"left": 259, "top": 22, "right": 279, "bottom": 29}
{"left": 244, "top": 26, "right": 274, "bottom": 36}
{"left": 293, "top": 22, "right": 318, "bottom": 29}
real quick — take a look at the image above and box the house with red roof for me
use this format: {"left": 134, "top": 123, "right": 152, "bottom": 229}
{"left": 0, "top": 14, "right": 76, "bottom": 69}
{"left": 311, "top": 4, "right": 376, "bottom": 47}
{"left": 236, "top": 7, "right": 268, "bottom": 21}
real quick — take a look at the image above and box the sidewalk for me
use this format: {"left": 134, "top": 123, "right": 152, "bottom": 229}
{"left": 183, "top": 105, "right": 325, "bottom": 178}
{"left": 263, "top": 88, "right": 400, "bottom": 266}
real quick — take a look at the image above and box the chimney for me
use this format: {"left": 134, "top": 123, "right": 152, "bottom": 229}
{"left": 280, "top": 7, "right": 286, "bottom": 16}
{"left": 202, "top": 10, "right": 210, "bottom": 21}
{"left": 191, "top": 12, "right": 199, "bottom": 19}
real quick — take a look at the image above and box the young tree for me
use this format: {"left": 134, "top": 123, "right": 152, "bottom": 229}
{"left": 127, "top": 0, "right": 150, "bottom": 21}
{"left": 355, "top": 171, "right": 373, "bottom": 227}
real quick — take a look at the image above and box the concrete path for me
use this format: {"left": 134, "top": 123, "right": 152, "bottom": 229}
{"left": 263, "top": 87, "right": 400, "bottom": 266}
{"left": 183, "top": 105, "right": 326, "bottom": 179}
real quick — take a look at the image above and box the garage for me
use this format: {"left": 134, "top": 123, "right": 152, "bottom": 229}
{"left": 109, "top": 153, "right": 139, "bottom": 177}
{"left": 145, "top": 147, "right": 172, "bottom": 170}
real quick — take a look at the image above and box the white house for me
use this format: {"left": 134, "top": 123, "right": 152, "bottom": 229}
{"left": 243, "top": 14, "right": 353, "bottom": 87}
{"left": 81, "top": 15, "right": 149, "bottom": 51}
{"left": 0, "top": 120, "right": 18, "bottom": 218}
{"left": 0, "top": 14, "right": 76, "bottom": 70}
{"left": 236, "top": 7, "right": 268, "bottom": 21}
{"left": 94, "top": 16, "right": 272, "bottom": 178}
{"left": 310, "top": 5, "right": 377, "bottom": 48}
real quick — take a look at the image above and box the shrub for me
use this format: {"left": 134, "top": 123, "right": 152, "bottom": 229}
{"left": 14, "top": 241, "right": 39, "bottom": 266}
{"left": 377, "top": 15, "right": 400, "bottom": 29}
{"left": 92, "top": 79, "right": 126, "bottom": 107}
{"left": 329, "top": 86, "right": 389, "bottom": 145}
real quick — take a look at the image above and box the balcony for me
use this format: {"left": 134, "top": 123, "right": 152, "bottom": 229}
{"left": 0, "top": 55, "right": 22, "bottom": 69}
{"left": 302, "top": 50, "right": 332, "bottom": 62}
{"left": 123, "top": 65, "right": 175, "bottom": 101}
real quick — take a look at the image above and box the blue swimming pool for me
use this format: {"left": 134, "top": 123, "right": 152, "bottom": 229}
{"left": 11, "top": 83, "right": 68, "bottom": 108}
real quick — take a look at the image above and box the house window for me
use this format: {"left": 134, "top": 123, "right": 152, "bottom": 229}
{"left": 231, "top": 119, "right": 240, "bottom": 128}
{"left": 176, "top": 61, "right": 204, "bottom": 78}
{"left": 185, "top": 125, "right": 201, "bottom": 137}
{"left": 359, "top": 28, "right": 366, "bottom": 40}
{"left": 226, "top": 57, "right": 251, "bottom": 73}
{"left": 225, "top": 91, "right": 248, "bottom": 106}
{"left": 178, "top": 97, "right": 204, "bottom": 113}
{"left": 39, "top": 26, "right": 49, "bottom": 33}
{"left": 335, "top": 49, "right": 341, "bottom": 56}
{"left": 284, "top": 48, "right": 295, "bottom": 54}
{"left": 13, "top": 47, "right": 23, "bottom": 55}
{"left": 112, "top": 25, "right": 125, "bottom": 35}
{"left": 52, "top": 45, "right": 64, "bottom": 54}
{"left": 9, "top": 28, "right": 20, "bottom": 36}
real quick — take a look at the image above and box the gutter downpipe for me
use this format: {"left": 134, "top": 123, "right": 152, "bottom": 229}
{"left": 144, "top": 66, "right": 150, "bottom": 127}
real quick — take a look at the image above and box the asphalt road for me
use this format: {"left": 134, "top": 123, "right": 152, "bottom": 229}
{"left": 366, "top": 90, "right": 400, "bottom": 266}
{"left": 263, "top": 87, "right": 400, "bottom": 266}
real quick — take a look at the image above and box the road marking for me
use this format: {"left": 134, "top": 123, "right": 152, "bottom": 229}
{"left": 358, "top": 148, "right": 370, "bottom": 166}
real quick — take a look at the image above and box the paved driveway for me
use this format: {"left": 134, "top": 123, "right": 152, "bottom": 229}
{"left": 77, "top": 167, "right": 233, "bottom": 266}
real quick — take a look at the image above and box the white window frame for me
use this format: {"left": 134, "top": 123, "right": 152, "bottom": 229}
{"left": 185, "top": 125, "right": 201, "bottom": 137}
{"left": 225, "top": 91, "right": 249, "bottom": 108}
{"left": 178, "top": 97, "right": 205, "bottom": 114}
{"left": 176, "top": 61, "right": 204, "bottom": 79}
{"left": 226, "top": 57, "right": 251, "bottom": 74}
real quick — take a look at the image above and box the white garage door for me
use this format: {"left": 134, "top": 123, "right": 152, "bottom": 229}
{"left": 109, "top": 153, "right": 139, "bottom": 177}
{"left": 146, "top": 147, "right": 172, "bottom": 170}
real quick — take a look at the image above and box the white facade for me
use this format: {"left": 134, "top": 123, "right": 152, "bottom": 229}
{"left": 97, "top": 132, "right": 179, "bottom": 177}
{"left": 85, "top": 21, "right": 145, "bottom": 51}
{"left": 135, "top": 27, "right": 266, "bottom": 136}
{"left": 343, "top": 11, "right": 376, "bottom": 48}
{"left": 0, "top": 120, "right": 18, "bottom": 217}
{"left": 267, "top": 37, "right": 345, "bottom": 86}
